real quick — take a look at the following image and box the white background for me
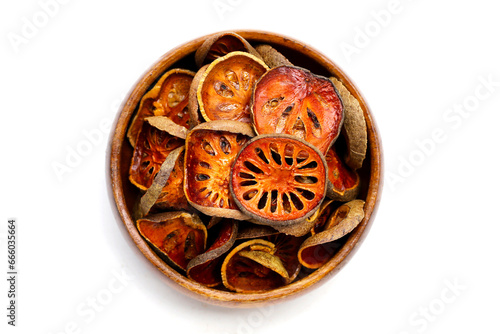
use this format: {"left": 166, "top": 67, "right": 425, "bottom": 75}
{"left": 1, "top": 0, "right": 499, "bottom": 333}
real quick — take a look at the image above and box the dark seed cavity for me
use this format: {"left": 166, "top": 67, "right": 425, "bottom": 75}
{"left": 195, "top": 174, "right": 210, "bottom": 181}
{"left": 244, "top": 161, "right": 264, "bottom": 174}
{"left": 220, "top": 136, "right": 231, "bottom": 155}
{"left": 289, "top": 192, "right": 304, "bottom": 210}
{"left": 296, "top": 188, "right": 316, "bottom": 200}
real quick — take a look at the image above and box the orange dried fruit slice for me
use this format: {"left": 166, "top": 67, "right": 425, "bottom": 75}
{"left": 186, "top": 219, "right": 238, "bottom": 287}
{"left": 330, "top": 77, "right": 367, "bottom": 170}
{"left": 298, "top": 200, "right": 365, "bottom": 269}
{"left": 137, "top": 211, "right": 207, "bottom": 271}
{"left": 325, "top": 146, "right": 360, "bottom": 201}
{"left": 195, "top": 32, "right": 261, "bottom": 68}
{"left": 183, "top": 120, "right": 254, "bottom": 220}
{"left": 221, "top": 239, "right": 289, "bottom": 293}
{"left": 255, "top": 44, "right": 293, "bottom": 68}
{"left": 197, "top": 51, "right": 268, "bottom": 123}
{"left": 127, "top": 69, "right": 194, "bottom": 146}
{"left": 252, "top": 66, "right": 344, "bottom": 154}
{"left": 230, "top": 134, "right": 327, "bottom": 227}
{"left": 129, "top": 122, "right": 184, "bottom": 191}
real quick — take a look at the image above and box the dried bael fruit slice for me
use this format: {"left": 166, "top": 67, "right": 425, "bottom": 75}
{"left": 186, "top": 220, "right": 238, "bottom": 287}
{"left": 221, "top": 239, "right": 290, "bottom": 293}
{"left": 330, "top": 77, "right": 367, "bottom": 170}
{"left": 197, "top": 51, "right": 268, "bottom": 123}
{"left": 129, "top": 122, "right": 184, "bottom": 191}
{"left": 252, "top": 66, "right": 344, "bottom": 154}
{"left": 230, "top": 134, "right": 327, "bottom": 227}
{"left": 188, "top": 65, "right": 209, "bottom": 129}
{"left": 298, "top": 200, "right": 365, "bottom": 269}
{"left": 265, "top": 233, "right": 304, "bottom": 282}
{"left": 325, "top": 147, "right": 360, "bottom": 201}
{"left": 255, "top": 44, "right": 293, "bottom": 68}
{"left": 127, "top": 69, "right": 194, "bottom": 146}
{"left": 184, "top": 120, "right": 254, "bottom": 220}
{"left": 137, "top": 211, "right": 207, "bottom": 271}
{"left": 309, "top": 199, "right": 335, "bottom": 235}
{"left": 195, "top": 32, "right": 261, "bottom": 68}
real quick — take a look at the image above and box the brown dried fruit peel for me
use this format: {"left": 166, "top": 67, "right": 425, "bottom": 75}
{"left": 265, "top": 233, "right": 304, "bottom": 282}
{"left": 195, "top": 32, "right": 262, "bottom": 68}
{"left": 145, "top": 116, "right": 188, "bottom": 139}
{"left": 221, "top": 239, "right": 289, "bottom": 293}
{"left": 252, "top": 66, "right": 344, "bottom": 155}
{"left": 135, "top": 146, "right": 186, "bottom": 220}
{"left": 198, "top": 51, "right": 269, "bottom": 123}
{"left": 325, "top": 147, "right": 360, "bottom": 201}
{"left": 298, "top": 200, "right": 365, "bottom": 269}
{"left": 137, "top": 212, "right": 207, "bottom": 271}
{"left": 231, "top": 134, "right": 327, "bottom": 227}
{"left": 183, "top": 121, "right": 254, "bottom": 220}
{"left": 187, "top": 220, "right": 238, "bottom": 287}
{"left": 127, "top": 69, "right": 194, "bottom": 147}
{"left": 330, "top": 77, "right": 367, "bottom": 170}
{"left": 255, "top": 44, "right": 293, "bottom": 68}
{"left": 129, "top": 122, "right": 184, "bottom": 191}
{"left": 188, "top": 65, "right": 209, "bottom": 129}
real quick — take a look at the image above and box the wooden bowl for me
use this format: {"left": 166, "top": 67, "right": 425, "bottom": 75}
{"left": 107, "top": 30, "right": 383, "bottom": 307}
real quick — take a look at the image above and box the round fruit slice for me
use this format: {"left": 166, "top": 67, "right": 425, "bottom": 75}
{"left": 252, "top": 65, "right": 344, "bottom": 154}
{"left": 197, "top": 51, "right": 268, "bottom": 123}
{"left": 129, "top": 122, "right": 184, "bottom": 191}
{"left": 325, "top": 146, "right": 360, "bottom": 201}
{"left": 184, "top": 120, "right": 254, "bottom": 220}
{"left": 221, "top": 239, "right": 290, "bottom": 293}
{"left": 186, "top": 219, "right": 238, "bottom": 287}
{"left": 230, "top": 134, "right": 327, "bottom": 226}
{"left": 195, "top": 32, "right": 261, "bottom": 68}
{"left": 298, "top": 200, "right": 365, "bottom": 269}
{"left": 127, "top": 69, "right": 194, "bottom": 147}
{"left": 330, "top": 77, "right": 367, "bottom": 170}
{"left": 137, "top": 211, "right": 207, "bottom": 271}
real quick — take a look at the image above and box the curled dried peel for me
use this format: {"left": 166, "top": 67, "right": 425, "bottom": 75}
{"left": 221, "top": 239, "right": 290, "bottom": 293}
{"left": 137, "top": 211, "right": 207, "bottom": 271}
{"left": 252, "top": 66, "right": 344, "bottom": 154}
{"left": 255, "top": 44, "right": 293, "bottom": 68}
{"left": 195, "top": 32, "right": 262, "bottom": 68}
{"left": 127, "top": 69, "right": 194, "bottom": 146}
{"left": 145, "top": 116, "right": 188, "bottom": 139}
{"left": 330, "top": 77, "right": 367, "bottom": 170}
{"left": 188, "top": 65, "right": 209, "bottom": 129}
{"left": 298, "top": 200, "right": 365, "bottom": 269}
{"left": 183, "top": 121, "right": 254, "bottom": 220}
{"left": 198, "top": 51, "right": 269, "bottom": 123}
{"left": 325, "top": 146, "right": 360, "bottom": 201}
{"left": 230, "top": 134, "right": 327, "bottom": 227}
{"left": 187, "top": 220, "right": 238, "bottom": 287}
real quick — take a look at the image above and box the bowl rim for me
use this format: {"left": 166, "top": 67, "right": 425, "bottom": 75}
{"left": 107, "top": 29, "right": 383, "bottom": 307}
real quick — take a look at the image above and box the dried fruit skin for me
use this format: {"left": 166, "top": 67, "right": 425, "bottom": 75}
{"left": 127, "top": 69, "right": 194, "bottom": 146}
{"left": 252, "top": 66, "right": 344, "bottom": 154}
{"left": 255, "top": 44, "right": 293, "bottom": 68}
{"left": 198, "top": 51, "right": 268, "bottom": 123}
{"left": 325, "top": 147, "right": 360, "bottom": 201}
{"left": 184, "top": 121, "right": 253, "bottom": 220}
{"left": 137, "top": 212, "right": 207, "bottom": 271}
{"left": 230, "top": 134, "right": 327, "bottom": 226}
{"left": 129, "top": 122, "right": 184, "bottom": 191}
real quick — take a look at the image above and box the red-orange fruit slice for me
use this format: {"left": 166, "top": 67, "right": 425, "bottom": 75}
{"left": 127, "top": 69, "right": 194, "bottom": 147}
{"left": 186, "top": 220, "right": 238, "bottom": 287}
{"left": 129, "top": 122, "right": 184, "bottom": 191}
{"left": 230, "top": 134, "right": 327, "bottom": 226}
{"left": 197, "top": 51, "right": 268, "bottom": 123}
{"left": 137, "top": 212, "right": 207, "bottom": 271}
{"left": 221, "top": 239, "right": 289, "bottom": 293}
{"left": 184, "top": 121, "right": 254, "bottom": 220}
{"left": 298, "top": 200, "right": 365, "bottom": 269}
{"left": 325, "top": 147, "right": 360, "bottom": 201}
{"left": 252, "top": 65, "right": 344, "bottom": 154}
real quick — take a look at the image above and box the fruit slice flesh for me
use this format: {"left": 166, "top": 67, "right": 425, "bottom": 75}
{"left": 252, "top": 66, "right": 343, "bottom": 154}
{"left": 198, "top": 52, "right": 268, "bottom": 123}
{"left": 231, "top": 135, "right": 326, "bottom": 224}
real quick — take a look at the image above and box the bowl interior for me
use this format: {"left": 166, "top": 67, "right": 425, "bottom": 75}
{"left": 108, "top": 30, "right": 382, "bottom": 307}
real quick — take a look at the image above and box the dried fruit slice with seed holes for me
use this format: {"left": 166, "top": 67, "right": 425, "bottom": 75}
{"left": 230, "top": 134, "right": 327, "bottom": 227}
{"left": 252, "top": 65, "right": 344, "bottom": 154}
{"left": 137, "top": 211, "right": 207, "bottom": 271}
{"left": 183, "top": 120, "right": 255, "bottom": 220}
{"left": 197, "top": 51, "right": 268, "bottom": 123}
{"left": 127, "top": 69, "right": 194, "bottom": 147}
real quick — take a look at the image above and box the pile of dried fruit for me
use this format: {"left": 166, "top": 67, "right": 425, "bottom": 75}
{"left": 126, "top": 32, "right": 368, "bottom": 293}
